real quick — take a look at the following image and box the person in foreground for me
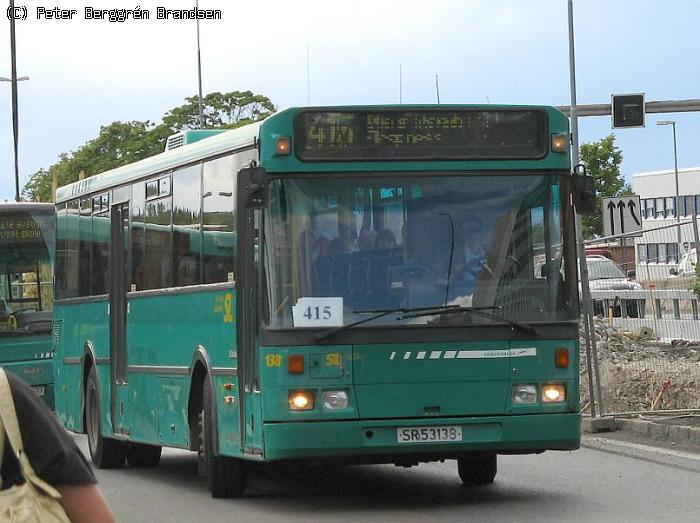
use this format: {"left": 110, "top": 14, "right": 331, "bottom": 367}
{"left": 1, "top": 370, "right": 115, "bottom": 523}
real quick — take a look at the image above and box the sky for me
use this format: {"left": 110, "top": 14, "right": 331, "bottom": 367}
{"left": 1, "top": 0, "right": 699, "bottom": 200}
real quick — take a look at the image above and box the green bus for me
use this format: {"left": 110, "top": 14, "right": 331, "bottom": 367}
{"left": 54, "top": 105, "right": 590, "bottom": 497}
{"left": 0, "top": 202, "right": 55, "bottom": 407}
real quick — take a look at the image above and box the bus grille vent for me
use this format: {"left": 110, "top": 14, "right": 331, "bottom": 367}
{"left": 165, "top": 133, "right": 185, "bottom": 150}
{"left": 52, "top": 319, "right": 63, "bottom": 344}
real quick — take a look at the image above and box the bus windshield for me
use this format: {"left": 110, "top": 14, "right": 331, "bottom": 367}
{"left": 0, "top": 209, "right": 54, "bottom": 336}
{"left": 263, "top": 173, "right": 576, "bottom": 330}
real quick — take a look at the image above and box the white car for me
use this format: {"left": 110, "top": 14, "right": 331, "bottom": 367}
{"left": 669, "top": 248, "right": 697, "bottom": 290}
{"left": 584, "top": 256, "right": 644, "bottom": 317}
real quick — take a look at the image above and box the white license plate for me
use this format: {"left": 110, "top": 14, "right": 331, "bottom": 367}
{"left": 397, "top": 425, "right": 462, "bottom": 443}
{"left": 31, "top": 386, "right": 45, "bottom": 397}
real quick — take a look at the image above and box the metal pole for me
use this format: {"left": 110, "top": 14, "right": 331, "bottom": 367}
{"left": 9, "top": 0, "right": 20, "bottom": 201}
{"left": 435, "top": 74, "right": 440, "bottom": 104}
{"left": 672, "top": 122, "right": 682, "bottom": 258}
{"left": 568, "top": 0, "right": 602, "bottom": 417}
{"left": 196, "top": 0, "right": 204, "bottom": 127}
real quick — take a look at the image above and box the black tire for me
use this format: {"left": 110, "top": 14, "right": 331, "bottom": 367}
{"left": 457, "top": 452, "right": 497, "bottom": 485}
{"left": 127, "top": 442, "right": 162, "bottom": 467}
{"left": 85, "top": 367, "right": 126, "bottom": 469}
{"left": 201, "top": 375, "right": 247, "bottom": 498}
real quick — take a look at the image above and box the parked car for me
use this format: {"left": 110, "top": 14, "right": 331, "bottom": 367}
{"left": 584, "top": 256, "right": 644, "bottom": 317}
{"left": 668, "top": 248, "right": 697, "bottom": 290}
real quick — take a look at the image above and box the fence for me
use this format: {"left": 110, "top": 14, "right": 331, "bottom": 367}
{"left": 581, "top": 220, "right": 700, "bottom": 418}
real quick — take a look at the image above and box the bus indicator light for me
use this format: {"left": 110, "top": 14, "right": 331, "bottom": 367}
{"left": 289, "top": 390, "right": 314, "bottom": 410}
{"left": 288, "top": 354, "right": 305, "bottom": 374}
{"left": 551, "top": 134, "right": 568, "bottom": 153}
{"left": 275, "top": 136, "right": 291, "bottom": 155}
{"left": 555, "top": 348, "right": 569, "bottom": 368}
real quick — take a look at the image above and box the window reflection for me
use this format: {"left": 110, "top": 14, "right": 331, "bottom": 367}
{"left": 173, "top": 164, "right": 202, "bottom": 286}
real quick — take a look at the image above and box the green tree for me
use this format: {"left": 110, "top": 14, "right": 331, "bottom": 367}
{"left": 579, "top": 134, "right": 633, "bottom": 239}
{"left": 162, "top": 91, "right": 275, "bottom": 132}
{"left": 22, "top": 90, "right": 276, "bottom": 202}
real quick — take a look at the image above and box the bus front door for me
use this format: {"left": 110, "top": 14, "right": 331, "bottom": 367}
{"left": 236, "top": 173, "right": 264, "bottom": 455}
{"left": 110, "top": 202, "right": 131, "bottom": 437}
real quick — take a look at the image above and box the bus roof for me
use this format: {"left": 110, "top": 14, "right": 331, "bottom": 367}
{"left": 55, "top": 121, "right": 261, "bottom": 204}
{"left": 56, "top": 104, "right": 569, "bottom": 204}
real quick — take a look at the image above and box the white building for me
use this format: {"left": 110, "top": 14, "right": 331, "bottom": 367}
{"left": 632, "top": 166, "right": 700, "bottom": 284}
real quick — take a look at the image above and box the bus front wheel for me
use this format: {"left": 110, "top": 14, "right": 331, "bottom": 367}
{"left": 85, "top": 367, "right": 126, "bottom": 469}
{"left": 457, "top": 452, "right": 497, "bottom": 485}
{"left": 200, "top": 375, "right": 247, "bottom": 498}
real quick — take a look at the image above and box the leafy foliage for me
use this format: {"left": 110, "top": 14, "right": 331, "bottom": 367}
{"left": 23, "top": 91, "right": 276, "bottom": 202}
{"left": 579, "top": 134, "right": 633, "bottom": 239}
{"left": 162, "top": 91, "right": 275, "bottom": 132}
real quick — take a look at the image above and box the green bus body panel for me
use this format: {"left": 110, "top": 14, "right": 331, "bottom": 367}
{"left": 53, "top": 288, "right": 238, "bottom": 446}
{"left": 255, "top": 339, "right": 578, "bottom": 460}
{"left": 0, "top": 335, "right": 54, "bottom": 408}
{"left": 262, "top": 413, "right": 580, "bottom": 461}
{"left": 53, "top": 300, "right": 109, "bottom": 430}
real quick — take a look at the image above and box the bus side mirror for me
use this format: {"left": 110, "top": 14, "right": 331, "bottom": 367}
{"left": 239, "top": 166, "right": 268, "bottom": 209}
{"left": 572, "top": 164, "right": 597, "bottom": 215}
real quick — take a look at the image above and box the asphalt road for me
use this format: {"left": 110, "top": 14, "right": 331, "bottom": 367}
{"left": 74, "top": 435, "right": 699, "bottom": 522}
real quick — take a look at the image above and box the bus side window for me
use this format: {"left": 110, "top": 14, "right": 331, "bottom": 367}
{"left": 172, "top": 164, "right": 202, "bottom": 287}
{"left": 202, "top": 155, "right": 235, "bottom": 284}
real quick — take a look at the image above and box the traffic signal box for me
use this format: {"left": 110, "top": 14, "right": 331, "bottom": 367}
{"left": 611, "top": 93, "right": 645, "bottom": 128}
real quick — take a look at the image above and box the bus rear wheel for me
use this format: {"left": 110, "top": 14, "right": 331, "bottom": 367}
{"left": 127, "top": 442, "right": 162, "bottom": 467}
{"left": 85, "top": 367, "right": 126, "bottom": 469}
{"left": 457, "top": 452, "right": 497, "bottom": 485}
{"left": 200, "top": 375, "right": 247, "bottom": 498}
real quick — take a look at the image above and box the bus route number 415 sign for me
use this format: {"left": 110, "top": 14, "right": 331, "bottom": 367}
{"left": 292, "top": 297, "right": 344, "bottom": 327}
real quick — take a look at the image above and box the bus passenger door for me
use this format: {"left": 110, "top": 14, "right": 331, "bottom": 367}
{"left": 236, "top": 168, "right": 266, "bottom": 455}
{"left": 110, "top": 202, "right": 131, "bottom": 436}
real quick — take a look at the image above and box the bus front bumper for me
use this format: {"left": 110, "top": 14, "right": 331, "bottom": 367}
{"left": 262, "top": 413, "right": 580, "bottom": 461}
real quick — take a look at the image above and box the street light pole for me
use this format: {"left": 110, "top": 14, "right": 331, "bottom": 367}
{"left": 2, "top": 0, "right": 28, "bottom": 202}
{"left": 657, "top": 120, "right": 682, "bottom": 260}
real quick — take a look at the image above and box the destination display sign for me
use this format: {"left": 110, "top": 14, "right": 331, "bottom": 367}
{"left": 0, "top": 213, "right": 45, "bottom": 244}
{"left": 296, "top": 109, "right": 547, "bottom": 161}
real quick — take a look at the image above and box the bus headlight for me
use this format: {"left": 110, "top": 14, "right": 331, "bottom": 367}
{"left": 542, "top": 384, "right": 566, "bottom": 403}
{"left": 512, "top": 384, "right": 537, "bottom": 404}
{"left": 289, "top": 390, "right": 314, "bottom": 410}
{"left": 322, "top": 390, "right": 348, "bottom": 410}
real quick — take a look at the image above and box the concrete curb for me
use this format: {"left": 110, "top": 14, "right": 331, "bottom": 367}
{"left": 614, "top": 417, "right": 700, "bottom": 446}
{"left": 581, "top": 435, "right": 700, "bottom": 473}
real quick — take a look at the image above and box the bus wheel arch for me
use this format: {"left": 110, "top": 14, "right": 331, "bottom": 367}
{"left": 81, "top": 341, "right": 98, "bottom": 434}
{"left": 84, "top": 363, "right": 127, "bottom": 468}
{"left": 188, "top": 358, "right": 207, "bottom": 452}
{"left": 200, "top": 371, "right": 247, "bottom": 497}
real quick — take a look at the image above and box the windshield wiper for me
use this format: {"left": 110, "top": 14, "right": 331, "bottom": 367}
{"left": 397, "top": 306, "right": 538, "bottom": 335}
{"left": 312, "top": 304, "right": 462, "bottom": 343}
